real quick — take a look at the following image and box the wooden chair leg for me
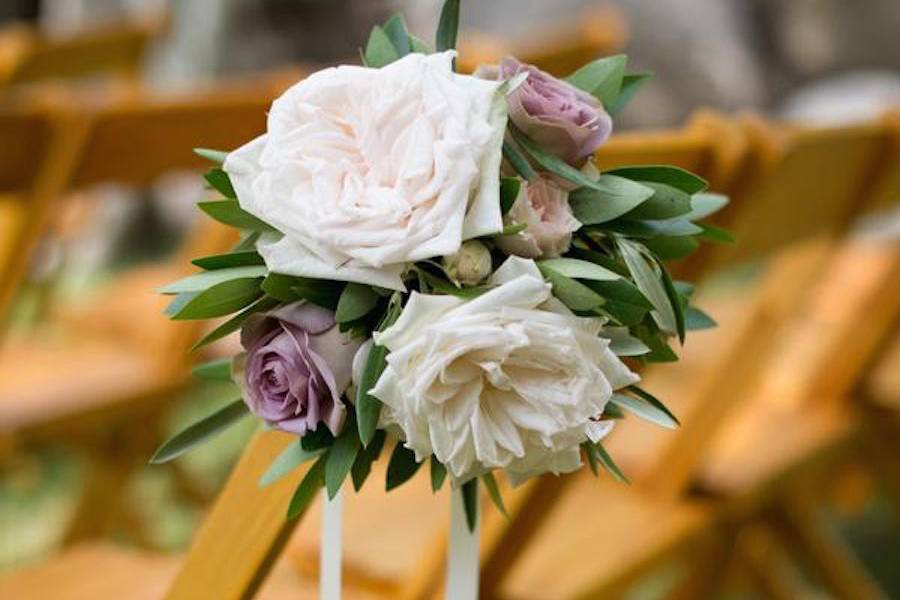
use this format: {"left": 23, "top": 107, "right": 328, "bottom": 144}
{"left": 735, "top": 522, "right": 814, "bottom": 600}
{"left": 775, "top": 488, "right": 889, "bottom": 600}
{"left": 662, "top": 528, "right": 736, "bottom": 600}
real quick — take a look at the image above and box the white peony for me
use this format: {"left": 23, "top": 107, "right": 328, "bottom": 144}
{"left": 368, "top": 257, "right": 639, "bottom": 484}
{"left": 224, "top": 51, "right": 507, "bottom": 290}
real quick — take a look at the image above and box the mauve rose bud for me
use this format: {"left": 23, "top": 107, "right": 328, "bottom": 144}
{"left": 444, "top": 240, "right": 493, "bottom": 286}
{"left": 499, "top": 57, "right": 613, "bottom": 165}
{"left": 239, "top": 302, "right": 361, "bottom": 437}
{"left": 496, "top": 176, "right": 581, "bottom": 259}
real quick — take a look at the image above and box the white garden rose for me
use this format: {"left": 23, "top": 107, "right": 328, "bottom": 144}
{"left": 368, "top": 257, "right": 639, "bottom": 484}
{"left": 224, "top": 51, "right": 507, "bottom": 290}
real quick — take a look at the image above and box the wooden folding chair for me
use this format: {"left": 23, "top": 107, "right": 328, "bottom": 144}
{"left": 0, "top": 13, "right": 165, "bottom": 88}
{"left": 457, "top": 4, "right": 628, "bottom": 76}
{"left": 493, "top": 114, "right": 900, "bottom": 599}
{"left": 0, "top": 83, "right": 290, "bottom": 548}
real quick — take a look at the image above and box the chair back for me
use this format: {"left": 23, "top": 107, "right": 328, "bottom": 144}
{"left": 0, "top": 103, "right": 88, "bottom": 330}
{"left": 458, "top": 5, "right": 627, "bottom": 76}
{"left": 0, "top": 15, "right": 164, "bottom": 87}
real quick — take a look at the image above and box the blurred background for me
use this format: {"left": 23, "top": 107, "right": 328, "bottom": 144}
{"left": 0, "top": 1, "right": 898, "bottom": 599}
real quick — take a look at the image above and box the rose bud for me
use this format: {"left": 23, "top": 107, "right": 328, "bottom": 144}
{"left": 238, "top": 302, "right": 362, "bottom": 437}
{"left": 496, "top": 176, "right": 581, "bottom": 259}
{"left": 444, "top": 240, "right": 493, "bottom": 286}
{"left": 498, "top": 56, "right": 613, "bottom": 165}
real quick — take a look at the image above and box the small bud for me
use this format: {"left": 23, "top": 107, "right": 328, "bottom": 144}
{"left": 444, "top": 241, "right": 492, "bottom": 286}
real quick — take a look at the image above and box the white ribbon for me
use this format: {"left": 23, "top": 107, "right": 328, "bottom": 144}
{"left": 320, "top": 489, "right": 343, "bottom": 600}
{"left": 446, "top": 488, "right": 480, "bottom": 600}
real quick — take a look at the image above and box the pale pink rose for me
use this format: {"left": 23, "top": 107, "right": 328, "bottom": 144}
{"left": 496, "top": 177, "right": 581, "bottom": 259}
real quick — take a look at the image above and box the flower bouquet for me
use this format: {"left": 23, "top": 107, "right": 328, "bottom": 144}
{"left": 152, "top": 0, "right": 729, "bottom": 594}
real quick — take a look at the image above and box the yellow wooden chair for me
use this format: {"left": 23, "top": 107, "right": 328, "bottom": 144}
{"left": 0, "top": 83, "right": 291, "bottom": 547}
{"left": 494, "top": 114, "right": 900, "bottom": 599}
{"left": 457, "top": 4, "right": 628, "bottom": 76}
{"left": 0, "top": 13, "right": 165, "bottom": 88}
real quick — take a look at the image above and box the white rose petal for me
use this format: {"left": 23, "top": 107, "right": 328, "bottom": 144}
{"left": 225, "top": 52, "right": 507, "bottom": 290}
{"left": 369, "top": 257, "right": 640, "bottom": 484}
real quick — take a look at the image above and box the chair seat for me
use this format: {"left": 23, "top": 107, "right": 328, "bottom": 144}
{"left": 0, "top": 542, "right": 383, "bottom": 600}
{"left": 498, "top": 475, "right": 711, "bottom": 600}
{"left": 0, "top": 334, "right": 181, "bottom": 438}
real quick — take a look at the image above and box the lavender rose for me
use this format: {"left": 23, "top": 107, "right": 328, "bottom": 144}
{"left": 498, "top": 57, "right": 613, "bottom": 165}
{"left": 239, "top": 302, "right": 361, "bottom": 436}
{"left": 497, "top": 176, "right": 581, "bottom": 259}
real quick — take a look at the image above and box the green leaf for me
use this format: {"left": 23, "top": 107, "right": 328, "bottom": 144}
{"left": 198, "top": 200, "right": 277, "bottom": 232}
{"left": 435, "top": 0, "right": 461, "bottom": 53}
{"left": 623, "top": 182, "right": 693, "bottom": 220}
{"left": 601, "top": 218, "right": 703, "bottom": 238}
{"left": 538, "top": 265, "right": 606, "bottom": 312}
{"left": 584, "top": 279, "right": 652, "bottom": 326}
{"left": 409, "top": 34, "right": 430, "bottom": 54}
{"left": 569, "top": 176, "right": 655, "bottom": 225}
{"left": 611, "top": 393, "right": 677, "bottom": 429}
{"left": 351, "top": 429, "right": 386, "bottom": 491}
{"left": 192, "top": 251, "right": 264, "bottom": 270}
{"left": 382, "top": 14, "right": 412, "bottom": 57}
{"left": 325, "top": 417, "right": 361, "bottom": 499}
{"left": 607, "top": 166, "right": 708, "bottom": 195}
{"left": 192, "top": 358, "right": 232, "bottom": 382}
{"left": 594, "top": 443, "right": 629, "bottom": 483}
{"left": 430, "top": 456, "right": 447, "bottom": 492}
{"left": 301, "top": 425, "right": 335, "bottom": 451}
{"left": 697, "top": 223, "right": 735, "bottom": 244}
{"left": 194, "top": 148, "right": 228, "bottom": 164}
{"left": 191, "top": 296, "right": 279, "bottom": 351}
{"left": 685, "top": 307, "right": 717, "bottom": 330}
{"left": 204, "top": 168, "right": 236, "bottom": 198}
{"left": 260, "top": 273, "right": 342, "bottom": 308}
{"left": 336, "top": 283, "right": 379, "bottom": 324}
{"left": 539, "top": 258, "right": 620, "bottom": 281}
{"left": 164, "top": 292, "right": 198, "bottom": 317}
{"left": 633, "top": 323, "right": 678, "bottom": 362}
{"left": 657, "top": 258, "right": 686, "bottom": 343}
{"left": 582, "top": 441, "right": 599, "bottom": 475}
{"left": 365, "top": 26, "right": 400, "bottom": 68}
{"left": 500, "top": 177, "right": 522, "bottom": 216}
{"left": 608, "top": 72, "right": 652, "bottom": 116}
{"left": 150, "top": 400, "right": 249, "bottom": 464}
{"left": 512, "top": 129, "right": 655, "bottom": 203}
{"left": 159, "top": 266, "right": 268, "bottom": 295}
{"left": 627, "top": 386, "right": 680, "bottom": 427}
{"left": 617, "top": 239, "right": 677, "bottom": 335}
{"left": 604, "top": 403, "right": 625, "bottom": 419}
{"left": 502, "top": 140, "right": 537, "bottom": 181}
{"left": 568, "top": 246, "right": 630, "bottom": 277}
{"left": 461, "top": 478, "right": 479, "bottom": 532}
{"left": 482, "top": 472, "right": 508, "bottom": 517}
{"left": 357, "top": 294, "right": 403, "bottom": 446}
{"left": 287, "top": 454, "right": 326, "bottom": 520}
{"left": 171, "top": 277, "right": 263, "bottom": 320}
{"left": 603, "top": 327, "right": 650, "bottom": 356}
{"left": 418, "top": 270, "right": 489, "bottom": 299}
{"left": 685, "top": 193, "right": 729, "bottom": 221}
{"left": 386, "top": 442, "right": 422, "bottom": 491}
{"left": 259, "top": 441, "right": 322, "bottom": 487}
{"left": 232, "top": 231, "right": 261, "bottom": 253}
{"left": 642, "top": 236, "right": 700, "bottom": 261}
{"left": 566, "top": 55, "right": 626, "bottom": 107}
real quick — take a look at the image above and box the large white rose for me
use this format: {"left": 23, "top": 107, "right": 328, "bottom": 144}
{"left": 224, "top": 51, "right": 507, "bottom": 290}
{"left": 369, "top": 257, "right": 640, "bottom": 484}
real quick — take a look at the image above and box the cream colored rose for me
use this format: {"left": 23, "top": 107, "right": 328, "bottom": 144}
{"left": 369, "top": 257, "right": 639, "bottom": 484}
{"left": 496, "top": 176, "right": 581, "bottom": 259}
{"left": 225, "top": 51, "right": 507, "bottom": 290}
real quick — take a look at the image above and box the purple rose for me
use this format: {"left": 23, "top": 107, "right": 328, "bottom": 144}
{"left": 499, "top": 57, "right": 613, "bottom": 165}
{"left": 239, "top": 302, "right": 361, "bottom": 436}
